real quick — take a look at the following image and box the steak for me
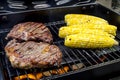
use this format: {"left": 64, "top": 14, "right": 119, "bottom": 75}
{"left": 6, "top": 22, "right": 53, "bottom": 43}
{"left": 5, "top": 39, "right": 62, "bottom": 69}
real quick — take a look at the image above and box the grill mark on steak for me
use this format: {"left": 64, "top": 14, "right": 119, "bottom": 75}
{"left": 12, "top": 42, "right": 32, "bottom": 57}
{"left": 13, "top": 42, "right": 26, "bottom": 53}
{"left": 32, "top": 25, "right": 45, "bottom": 34}
{"left": 22, "top": 43, "right": 48, "bottom": 63}
{"left": 27, "top": 23, "right": 44, "bottom": 39}
{"left": 32, "top": 25, "right": 53, "bottom": 43}
{"left": 10, "top": 41, "right": 59, "bottom": 65}
{"left": 6, "top": 22, "right": 53, "bottom": 43}
{"left": 18, "top": 42, "right": 35, "bottom": 56}
{"left": 23, "top": 22, "right": 36, "bottom": 31}
{"left": 5, "top": 40, "right": 27, "bottom": 57}
{"left": 23, "top": 22, "right": 40, "bottom": 33}
{"left": 12, "top": 22, "right": 31, "bottom": 39}
{"left": 28, "top": 23, "right": 43, "bottom": 33}
{"left": 18, "top": 22, "right": 36, "bottom": 40}
{"left": 33, "top": 25, "right": 48, "bottom": 34}
{"left": 5, "top": 40, "right": 62, "bottom": 69}
{"left": 35, "top": 45, "right": 62, "bottom": 66}
{"left": 18, "top": 42, "right": 36, "bottom": 58}
{"left": 21, "top": 42, "right": 44, "bottom": 58}
{"left": 8, "top": 40, "right": 26, "bottom": 55}
{"left": 34, "top": 45, "right": 51, "bottom": 60}
{"left": 26, "top": 43, "right": 49, "bottom": 57}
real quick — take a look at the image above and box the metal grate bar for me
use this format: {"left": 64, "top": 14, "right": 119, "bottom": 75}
{"left": 48, "top": 22, "right": 60, "bottom": 35}
{"left": 116, "top": 32, "right": 120, "bottom": 39}
{"left": 102, "top": 48, "right": 116, "bottom": 60}
{"left": 58, "top": 65, "right": 68, "bottom": 74}
{"left": 45, "top": 21, "right": 65, "bottom": 27}
{"left": 4, "top": 52, "right": 13, "bottom": 80}
{"left": 48, "top": 24, "right": 58, "bottom": 35}
{"left": 62, "top": 56, "right": 73, "bottom": 71}
{"left": 112, "top": 46, "right": 120, "bottom": 57}
{"left": 59, "top": 44, "right": 79, "bottom": 70}
{"left": 76, "top": 49, "right": 93, "bottom": 66}
{"left": 82, "top": 50, "right": 98, "bottom": 64}
{"left": 47, "top": 71, "right": 53, "bottom": 79}
{"left": 68, "top": 49, "right": 85, "bottom": 69}
{"left": 54, "top": 42, "right": 73, "bottom": 73}
{"left": 53, "top": 22, "right": 63, "bottom": 28}
{"left": 112, "top": 52, "right": 120, "bottom": 58}
{"left": 15, "top": 69, "right": 21, "bottom": 80}
{"left": 108, "top": 53, "right": 117, "bottom": 59}
{"left": 89, "top": 50, "right": 104, "bottom": 63}
{"left": 58, "top": 43, "right": 75, "bottom": 71}
{"left": 29, "top": 69, "right": 38, "bottom": 80}
{"left": 41, "top": 71, "right": 47, "bottom": 80}
{"left": 32, "top": 69, "right": 38, "bottom": 80}
{"left": 0, "top": 38, "right": 6, "bottom": 50}
{"left": 52, "top": 43, "right": 70, "bottom": 74}
{"left": 101, "top": 55, "right": 110, "bottom": 61}
{"left": 111, "top": 49, "right": 120, "bottom": 59}
{"left": 24, "top": 71, "right": 30, "bottom": 80}
{"left": 95, "top": 50, "right": 110, "bottom": 61}
{"left": 47, "top": 21, "right": 63, "bottom": 36}
{"left": 69, "top": 48, "right": 86, "bottom": 67}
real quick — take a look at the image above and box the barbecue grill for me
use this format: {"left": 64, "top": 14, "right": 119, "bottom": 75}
{"left": 0, "top": 0, "right": 120, "bottom": 80}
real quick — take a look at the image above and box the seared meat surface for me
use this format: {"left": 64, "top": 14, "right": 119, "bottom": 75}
{"left": 5, "top": 40, "right": 62, "bottom": 69}
{"left": 6, "top": 22, "right": 53, "bottom": 43}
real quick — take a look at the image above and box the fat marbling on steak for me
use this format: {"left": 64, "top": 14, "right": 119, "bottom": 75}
{"left": 5, "top": 39, "right": 62, "bottom": 69}
{"left": 6, "top": 22, "right": 53, "bottom": 43}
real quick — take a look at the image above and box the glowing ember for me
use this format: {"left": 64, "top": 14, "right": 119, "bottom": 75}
{"left": 14, "top": 66, "right": 69, "bottom": 80}
{"left": 14, "top": 73, "right": 42, "bottom": 80}
{"left": 13, "top": 63, "right": 84, "bottom": 80}
{"left": 100, "top": 56, "right": 107, "bottom": 62}
{"left": 52, "top": 66, "right": 69, "bottom": 74}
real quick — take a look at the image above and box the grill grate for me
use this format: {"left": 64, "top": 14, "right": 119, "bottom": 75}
{"left": 0, "top": 21, "right": 120, "bottom": 80}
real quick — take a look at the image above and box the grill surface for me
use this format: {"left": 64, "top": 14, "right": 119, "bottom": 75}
{"left": 0, "top": 21, "right": 120, "bottom": 80}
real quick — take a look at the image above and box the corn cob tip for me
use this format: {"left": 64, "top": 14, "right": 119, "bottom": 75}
{"left": 110, "top": 35, "right": 115, "bottom": 38}
{"left": 114, "top": 40, "right": 119, "bottom": 45}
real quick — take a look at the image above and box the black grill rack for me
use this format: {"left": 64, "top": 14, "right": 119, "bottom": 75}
{"left": 0, "top": 21, "right": 120, "bottom": 80}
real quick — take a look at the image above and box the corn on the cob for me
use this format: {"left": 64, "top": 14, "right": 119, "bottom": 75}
{"left": 65, "top": 14, "right": 108, "bottom": 25}
{"left": 67, "top": 24, "right": 117, "bottom": 36}
{"left": 59, "top": 27, "right": 114, "bottom": 38}
{"left": 65, "top": 34, "right": 118, "bottom": 48}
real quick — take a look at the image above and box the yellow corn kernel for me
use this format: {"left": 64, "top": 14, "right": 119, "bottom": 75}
{"left": 65, "top": 34, "right": 118, "bottom": 48}
{"left": 59, "top": 27, "right": 114, "bottom": 38}
{"left": 68, "top": 24, "right": 117, "bottom": 36}
{"left": 65, "top": 14, "right": 108, "bottom": 25}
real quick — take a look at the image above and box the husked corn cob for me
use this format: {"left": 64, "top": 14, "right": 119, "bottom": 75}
{"left": 59, "top": 27, "right": 114, "bottom": 38}
{"left": 68, "top": 24, "right": 117, "bottom": 36}
{"left": 65, "top": 14, "right": 108, "bottom": 25}
{"left": 65, "top": 34, "right": 118, "bottom": 48}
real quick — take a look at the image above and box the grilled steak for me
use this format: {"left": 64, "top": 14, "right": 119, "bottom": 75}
{"left": 6, "top": 22, "right": 53, "bottom": 43}
{"left": 5, "top": 39, "right": 62, "bottom": 69}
